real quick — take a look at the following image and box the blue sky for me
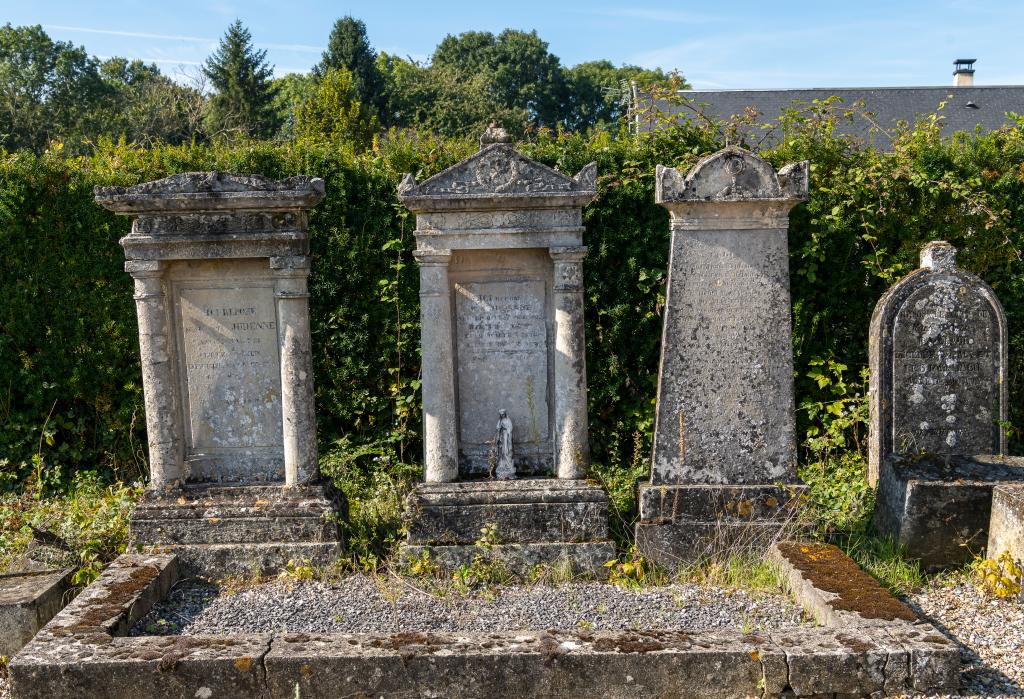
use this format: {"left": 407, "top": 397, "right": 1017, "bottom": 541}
{"left": 4, "top": 0, "right": 1023, "bottom": 89}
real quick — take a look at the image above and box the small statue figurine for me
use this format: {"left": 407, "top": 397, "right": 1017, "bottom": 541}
{"left": 494, "top": 409, "right": 515, "bottom": 480}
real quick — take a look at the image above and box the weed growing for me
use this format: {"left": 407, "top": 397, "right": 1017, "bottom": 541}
{"left": 0, "top": 473, "right": 139, "bottom": 585}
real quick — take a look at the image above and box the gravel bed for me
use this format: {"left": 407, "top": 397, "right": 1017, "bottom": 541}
{"left": 130, "top": 575, "right": 806, "bottom": 636}
{"left": 899, "top": 582, "right": 1024, "bottom": 698}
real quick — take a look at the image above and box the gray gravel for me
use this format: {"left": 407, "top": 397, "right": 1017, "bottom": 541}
{"left": 899, "top": 582, "right": 1024, "bottom": 698}
{"left": 130, "top": 575, "right": 806, "bottom": 635}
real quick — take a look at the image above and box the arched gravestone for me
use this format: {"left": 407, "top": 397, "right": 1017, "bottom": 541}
{"left": 868, "top": 241, "right": 1007, "bottom": 485}
{"left": 870, "top": 241, "right": 1024, "bottom": 570}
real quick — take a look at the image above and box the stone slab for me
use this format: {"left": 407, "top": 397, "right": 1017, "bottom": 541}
{"left": 0, "top": 569, "right": 72, "bottom": 658}
{"left": 399, "top": 541, "right": 616, "bottom": 577}
{"left": 637, "top": 483, "right": 806, "bottom": 523}
{"left": 988, "top": 483, "right": 1024, "bottom": 563}
{"left": 635, "top": 484, "right": 808, "bottom": 567}
{"left": 873, "top": 454, "right": 1024, "bottom": 570}
{"left": 770, "top": 542, "right": 919, "bottom": 628}
{"left": 636, "top": 521, "right": 799, "bottom": 568}
{"left": 10, "top": 552, "right": 960, "bottom": 698}
{"left": 406, "top": 478, "right": 609, "bottom": 545}
{"left": 450, "top": 250, "right": 553, "bottom": 476}
{"left": 129, "top": 484, "right": 343, "bottom": 578}
{"left": 868, "top": 241, "right": 1007, "bottom": 485}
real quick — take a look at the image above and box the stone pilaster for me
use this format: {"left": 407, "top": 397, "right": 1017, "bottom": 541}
{"left": 126, "top": 259, "right": 183, "bottom": 488}
{"left": 414, "top": 250, "right": 458, "bottom": 483}
{"left": 271, "top": 255, "right": 318, "bottom": 486}
{"left": 550, "top": 246, "right": 590, "bottom": 479}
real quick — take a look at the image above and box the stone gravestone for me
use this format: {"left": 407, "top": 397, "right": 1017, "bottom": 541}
{"left": 397, "top": 126, "right": 614, "bottom": 574}
{"left": 870, "top": 241, "right": 1021, "bottom": 569}
{"left": 868, "top": 241, "right": 1007, "bottom": 484}
{"left": 635, "top": 146, "right": 810, "bottom": 566}
{"left": 95, "top": 172, "right": 342, "bottom": 577}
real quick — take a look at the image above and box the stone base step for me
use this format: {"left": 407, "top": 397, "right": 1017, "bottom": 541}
{"left": 405, "top": 478, "right": 610, "bottom": 545}
{"left": 637, "top": 483, "right": 807, "bottom": 523}
{"left": 635, "top": 521, "right": 799, "bottom": 569}
{"left": 399, "top": 541, "right": 616, "bottom": 577}
{"left": 130, "top": 515, "right": 336, "bottom": 546}
{"left": 874, "top": 454, "right": 1024, "bottom": 570}
{"left": 130, "top": 482, "right": 344, "bottom": 578}
{"left": 141, "top": 542, "right": 342, "bottom": 579}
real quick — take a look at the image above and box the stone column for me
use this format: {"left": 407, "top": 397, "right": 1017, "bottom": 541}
{"left": 550, "top": 246, "right": 590, "bottom": 479}
{"left": 271, "top": 256, "right": 318, "bottom": 486}
{"left": 414, "top": 250, "right": 458, "bottom": 483}
{"left": 126, "top": 259, "right": 183, "bottom": 488}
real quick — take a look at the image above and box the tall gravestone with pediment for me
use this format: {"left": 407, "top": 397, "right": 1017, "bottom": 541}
{"left": 635, "top": 147, "right": 810, "bottom": 566}
{"left": 397, "top": 126, "right": 615, "bottom": 574}
{"left": 870, "top": 241, "right": 1022, "bottom": 569}
{"left": 95, "top": 172, "right": 343, "bottom": 577}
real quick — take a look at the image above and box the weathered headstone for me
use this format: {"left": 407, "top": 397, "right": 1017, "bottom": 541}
{"left": 95, "top": 172, "right": 342, "bottom": 577}
{"left": 397, "top": 126, "right": 614, "bottom": 574}
{"left": 870, "top": 241, "right": 1015, "bottom": 568}
{"left": 868, "top": 241, "right": 1007, "bottom": 484}
{"left": 635, "top": 146, "right": 810, "bottom": 566}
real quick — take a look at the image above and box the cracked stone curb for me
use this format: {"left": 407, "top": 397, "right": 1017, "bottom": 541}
{"left": 10, "top": 552, "right": 960, "bottom": 698}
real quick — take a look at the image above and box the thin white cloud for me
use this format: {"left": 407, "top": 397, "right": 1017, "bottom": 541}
{"left": 45, "top": 25, "right": 211, "bottom": 43}
{"left": 44, "top": 25, "right": 323, "bottom": 53}
{"left": 95, "top": 54, "right": 204, "bottom": 67}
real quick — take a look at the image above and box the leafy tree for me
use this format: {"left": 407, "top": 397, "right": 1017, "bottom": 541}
{"left": 271, "top": 72, "right": 316, "bottom": 138}
{"left": 376, "top": 53, "right": 520, "bottom": 138}
{"left": 314, "top": 16, "right": 386, "bottom": 121}
{"left": 0, "top": 24, "right": 109, "bottom": 152}
{"left": 566, "top": 61, "right": 679, "bottom": 131}
{"left": 295, "top": 67, "right": 376, "bottom": 147}
{"left": 202, "top": 20, "right": 279, "bottom": 138}
{"left": 99, "top": 58, "right": 201, "bottom": 145}
{"left": 431, "top": 29, "right": 568, "bottom": 133}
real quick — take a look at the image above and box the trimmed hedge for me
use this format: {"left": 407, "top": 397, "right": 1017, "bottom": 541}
{"left": 1, "top": 115, "right": 1022, "bottom": 540}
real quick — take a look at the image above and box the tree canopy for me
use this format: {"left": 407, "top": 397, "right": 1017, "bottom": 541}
{"left": 0, "top": 19, "right": 683, "bottom": 153}
{"left": 202, "top": 20, "right": 279, "bottom": 138}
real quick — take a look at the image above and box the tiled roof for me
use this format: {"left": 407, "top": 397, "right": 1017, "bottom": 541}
{"left": 635, "top": 86, "right": 1024, "bottom": 148}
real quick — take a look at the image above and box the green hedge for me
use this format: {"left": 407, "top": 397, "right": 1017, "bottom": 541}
{"left": 1, "top": 113, "right": 1022, "bottom": 540}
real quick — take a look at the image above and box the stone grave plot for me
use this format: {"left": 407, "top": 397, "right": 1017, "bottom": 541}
{"left": 126, "top": 576, "right": 807, "bottom": 636}
{"left": 636, "top": 147, "right": 811, "bottom": 566}
{"left": 94, "top": 172, "right": 343, "bottom": 578}
{"left": 869, "top": 240, "right": 1017, "bottom": 569}
{"left": 395, "top": 125, "right": 614, "bottom": 574}
{"left": 8, "top": 549, "right": 962, "bottom": 698}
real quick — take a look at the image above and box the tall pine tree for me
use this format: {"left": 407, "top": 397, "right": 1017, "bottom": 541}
{"left": 313, "top": 16, "right": 386, "bottom": 122}
{"left": 203, "top": 20, "right": 279, "bottom": 138}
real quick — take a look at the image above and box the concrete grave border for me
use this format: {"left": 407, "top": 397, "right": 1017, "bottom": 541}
{"left": 10, "top": 549, "right": 958, "bottom": 698}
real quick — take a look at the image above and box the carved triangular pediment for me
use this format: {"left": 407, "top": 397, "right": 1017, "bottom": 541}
{"left": 96, "top": 172, "right": 324, "bottom": 200}
{"left": 400, "top": 144, "right": 594, "bottom": 198}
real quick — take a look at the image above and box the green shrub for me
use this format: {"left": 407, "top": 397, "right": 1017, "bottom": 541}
{"left": 1, "top": 107, "right": 1021, "bottom": 558}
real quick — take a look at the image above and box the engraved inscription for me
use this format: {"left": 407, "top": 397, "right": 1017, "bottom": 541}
{"left": 455, "top": 280, "right": 549, "bottom": 449}
{"left": 892, "top": 283, "right": 998, "bottom": 453}
{"left": 652, "top": 232, "right": 796, "bottom": 485}
{"left": 179, "top": 286, "right": 282, "bottom": 450}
